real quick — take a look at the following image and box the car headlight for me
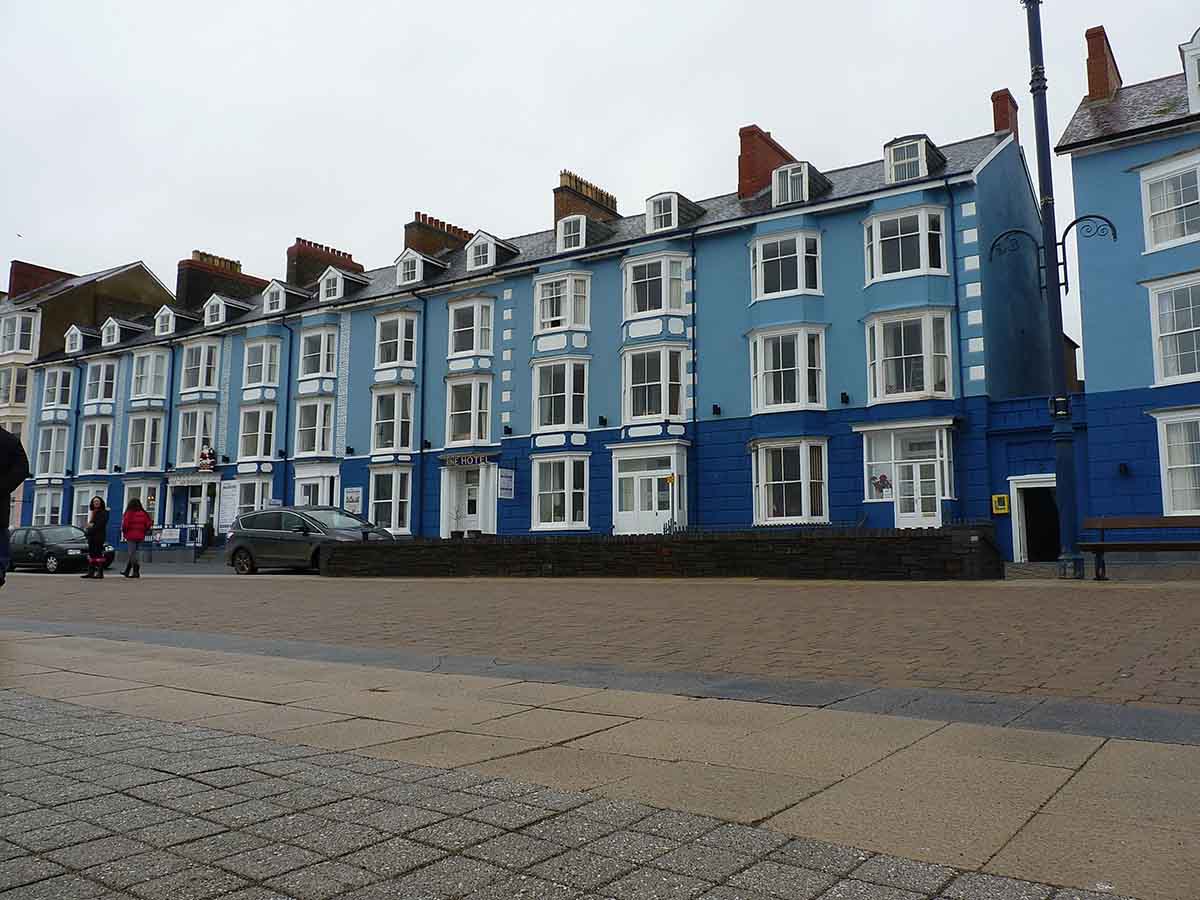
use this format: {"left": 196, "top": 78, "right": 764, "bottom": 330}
{"left": 104, "top": 545, "right": 114, "bottom": 552}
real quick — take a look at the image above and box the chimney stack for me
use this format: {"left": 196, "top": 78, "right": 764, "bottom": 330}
{"left": 7, "top": 260, "right": 75, "bottom": 298}
{"left": 403, "top": 212, "right": 473, "bottom": 258}
{"left": 285, "top": 238, "right": 364, "bottom": 288}
{"left": 1085, "top": 26, "right": 1123, "bottom": 101}
{"left": 737, "top": 125, "right": 796, "bottom": 199}
{"left": 176, "top": 250, "right": 269, "bottom": 310}
{"left": 991, "top": 89, "right": 1020, "bottom": 142}
{"left": 554, "top": 171, "right": 619, "bottom": 224}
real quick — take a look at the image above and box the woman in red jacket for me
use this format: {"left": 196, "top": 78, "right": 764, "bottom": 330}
{"left": 120, "top": 498, "right": 154, "bottom": 578}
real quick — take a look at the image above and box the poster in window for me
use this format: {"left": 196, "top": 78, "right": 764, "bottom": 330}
{"left": 498, "top": 468, "right": 515, "bottom": 500}
{"left": 343, "top": 486, "right": 363, "bottom": 515}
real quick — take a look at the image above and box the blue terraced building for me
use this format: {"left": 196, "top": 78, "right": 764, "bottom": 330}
{"left": 22, "top": 84, "right": 1091, "bottom": 562}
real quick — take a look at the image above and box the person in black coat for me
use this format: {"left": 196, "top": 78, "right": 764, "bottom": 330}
{"left": 0, "top": 426, "right": 32, "bottom": 588}
{"left": 81, "top": 496, "right": 109, "bottom": 579}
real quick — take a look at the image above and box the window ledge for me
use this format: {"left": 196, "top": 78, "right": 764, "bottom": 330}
{"left": 447, "top": 351, "right": 493, "bottom": 361}
{"left": 752, "top": 404, "right": 826, "bottom": 415}
{"left": 865, "top": 270, "right": 950, "bottom": 287}
{"left": 298, "top": 373, "right": 334, "bottom": 381}
{"left": 754, "top": 518, "right": 830, "bottom": 526}
{"left": 1144, "top": 233, "right": 1200, "bottom": 255}
{"left": 624, "top": 310, "right": 687, "bottom": 324}
{"left": 1153, "top": 374, "right": 1200, "bottom": 387}
{"left": 868, "top": 392, "right": 953, "bottom": 405}
{"left": 531, "top": 523, "right": 590, "bottom": 532}
{"left": 751, "top": 289, "right": 823, "bottom": 303}
{"left": 534, "top": 326, "right": 592, "bottom": 337}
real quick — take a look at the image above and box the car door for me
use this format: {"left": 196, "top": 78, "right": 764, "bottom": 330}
{"left": 26, "top": 530, "right": 46, "bottom": 566}
{"left": 8, "top": 529, "right": 28, "bottom": 566}
{"left": 241, "top": 512, "right": 284, "bottom": 566}
{"left": 277, "top": 512, "right": 319, "bottom": 568}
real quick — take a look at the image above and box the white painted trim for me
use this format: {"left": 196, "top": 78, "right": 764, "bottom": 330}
{"left": 1140, "top": 147, "right": 1200, "bottom": 254}
{"left": 750, "top": 230, "right": 822, "bottom": 301}
{"left": 531, "top": 357, "right": 589, "bottom": 434}
{"left": 1149, "top": 405, "right": 1200, "bottom": 516}
{"left": 971, "top": 132, "right": 1014, "bottom": 180}
{"left": 751, "top": 437, "right": 830, "bottom": 525}
{"left": 748, "top": 324, "right": 827, "bottom": 413}
{"left": 556, "top": 215, "right": 587, "bottom": 253}
{"left": 1007, "top": 472, "right": 1056, "bottom": 563}
{"left": 532, "top": 270, "right": 591, "bottom": 335}
{"left": 1145, "top": 269, "right": 1200, "bottom": 387}
{"left": 851, "top": 417, "right": 955, "bottom": 433}
{"left": 645, "top": 193, "right": 679, "bottom": 234}
{"left": 530, "top": 453, "right": 590, "bottom": 531}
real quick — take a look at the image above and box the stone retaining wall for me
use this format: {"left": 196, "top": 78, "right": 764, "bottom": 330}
{"left": 321, "top": 525, "right": 1003, "bottom": 580}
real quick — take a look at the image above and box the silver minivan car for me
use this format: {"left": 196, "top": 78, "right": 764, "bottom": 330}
{"left": 223, "top": 506, "right": 394, "bottom": 574}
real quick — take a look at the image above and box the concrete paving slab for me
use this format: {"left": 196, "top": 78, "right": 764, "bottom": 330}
{"left": 1012, "top": 698, "right": 1200, "bottom": 745}
{"left": 567, "top": 718, "right": 753, "bottom": 762}
{"left": 194, "top": 706, "right": 352, "bottom": 737}
{"left": 1040, "top": 766, "right": 1200, "bottom": 831}
{"left": 8, "top": 671, "right": 148, "bottom": 699}
{"left": 550, "top": 690, "right": 694, "bottom": 718}
{"left": 295, "top": 689, "right": 530, "bottom": 728}
{"left": 469, "top": 747, "right": 663, "bottom": 792}
{"left": 268, "top": 718, "right": 437, "bottom": 751}
{"left": 71, "top": 686, "right": 270, "bottom": 721}
{"left": 911, "top": 723, "right": 1102, "bottom": 769}
{"left": 1075, "top": 738, "right": 1200, "bottom": 784}
{"left": 474, "top": 682, "right": 604, "bottom": 707}
{"left": 643, "top": 698, "right": 808, "bottom": 730}
{"left": 469, "top": 708, "right": 631, "bottom": 743}
{"left": 359, "top": 731, "right": 546, "bottom": 768}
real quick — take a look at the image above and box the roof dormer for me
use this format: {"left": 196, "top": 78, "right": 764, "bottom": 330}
{"left": 317, "top": 265, "right": 370, "bottom": 302}
{"left": 645, "top": 192, "right": 705, "bottom": 235}
{"left": 202, "top": 293, "right": 253, "bottom": 327}
{"left": 395, "top": 248, "right": 448, "bottom": 287}
{"left": 262, "top": 280, "right": 307, "bottom": 314}
{"left": 101, "top": 317, "right": 120, "bottom": 347}
{"left": 464, "top": 231, "right": 518, "bottom": 272}
{"left": 65, "top": 325, "right": 85, "bottom": 354}
{"left": 771, "top": 161, "right": 833, "bottom": 207}
{"left": 154, "top": 306, "right": 176, "bottom": 336}
{"left": 1182, "top": 26, "right": 1200, "bottom": 114}
{"left": 883, "top": 135, "right": 947, "bottom": 184}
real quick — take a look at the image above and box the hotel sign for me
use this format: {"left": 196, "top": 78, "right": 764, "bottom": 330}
{"left": 443, "top": 453, "right": 497, "bottom": 467}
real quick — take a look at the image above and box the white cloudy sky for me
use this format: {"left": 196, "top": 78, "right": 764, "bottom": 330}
{"left": 1, "top": 1, "right": 1195, "bottom": 345}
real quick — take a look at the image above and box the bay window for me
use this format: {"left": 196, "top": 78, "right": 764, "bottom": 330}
{"left": 126, "top": 415, "right": 163, "bottom": 471}
{"left": 177, "top": 408, "right": 215, "bottom": 466}
{"left": 861, "top": 424, "right": 955, "bottom": 506}
{"left": 85, "top": 361, "right": 116, "bottom": 402}
{"left": 750, "top": 327, "right": 825, "bottom": 412}
{"left": 239, "top": 407, "right": 275, "bottom": 460}
{"left": 448, "top": 300, "right": 492, "bottom": 356}
{"left": 446, "top": 377, "right": 490, "bottom": 445}
{"left": 624, "top": 255, "right": 686, "bottom": 319}
{"left": 534, "top": 273, "right": 590, "bottom": 333}
{"left": 376, "top": 315, "right": 417, "bottom": 367}
{"left": 132, "top": 351, "right": 168, "bottom": 398}
{"left": 624, "top": 346, "right": 684, "bottom": 422}
{"left": 533, "top": 455, "right": 588, "bottom": 530}
{"left": 752, "top": 439, "right": 828, "bottom": 525}
{"left": 182, "top": 342, "right": 219, "bottom": 392}
{"left": 123, "top": 483, "right": 159, "bottom": 522}
{"left": 296, "top": 400, "right": 334, "bottom": 455}
{"left": 1149, "top": 274, "right": 1200, "bottom": 384}
{"left": 32, "top": 489, "right": 62, "bottom": 526}
{"left": 0, "top": 314, "right": 34, "bottom": 352}
{"left": 237, "top": 479, "right": 272, "bottom": 516}
{"left": 244, "top": 341, "right": 280, "bottom": 387}
{"left": 864, "top": 207, "right": 946, "bottom": 283}
{"left": 0, "top": 367, "right": 27, "bottom": 405}
{"left": 866, "top": 311, "right": 952, "bottom": 402}
{"left": 751, "top": 232, "right": 820, "bottom": 299}
{"left": 533, "top": 359, "right": 587, "bottom": 432}
{"left": 370, "top": 468, "right": 412, "bottom": 533}
{"left": 36, "top": 426, "right": 67, "bottom": 475}
{"left": 372, "top": 388, "right": 414, "bottom": 452}
{"left": 300, "top": 330, "right": 336, "bottom": 378}
{"left": 79, "top": 420, "right": 111, "bottom": 473}
{"left": 43, "top": 368, "right": 72, "bottom": 408}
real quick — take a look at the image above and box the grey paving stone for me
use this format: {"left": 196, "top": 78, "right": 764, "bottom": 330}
{"left": 217, "top": 842, "right": 324, "bottom": 880}
{"left": 408, "top": 817, "right": 504, "bottom": 851}
{"left": 227, "top": 777, "right": 297, "bottom": 800}
{"left": 464, "top": 779, "right": 542, "bottom": 801}
{"left": 366, "top": 782, "right": 444, "bottom": 806}
{"left": 129, "top": 817, "right": 224, "bottom": 849}
{"left": 577, "top": 799, "right": 657, "bottom": 828}
{"left": 45, "top": 835, "right": 152, "bottom": 869}
{"left": 727, "top": 860, "right": 838, "bottom": 899}
{"left": 371, "top": 762, "right": 442, "bottom": 783}
{"left": 172, "top": 830, "right": 271, "bottom": 864}
{"left": 55, "top": 794, "right": 144, "bottom": 824}
{"left": 821, "top": 879, "right": 926, "bottom": 900}
{"left": 941, "top": 873, "right": 1056, "bottom": 900}
{"left": 463, "top": 831, "right": 567, "bottom": 869}
{"left": 0, "top": 872, "right": 110, "bottom": 899}
{"left": 327, "top": 774, "right": 398, "bottom": 796}
{"left": 13, "top": 820, "right": 113, "bottom": 852}
{"left": 125, "top": 778, "right": 208, "bottom": 803}
{"left": 84, "top": 849, "right": 193, "bottom": 889}
{"left": 264, "top": 859, "right": 379, "bottom": 899}
{"left": 95, "top": 804, "right": 178, "bottom": 833}
{"left": 606, "top": 865, "right": 714, "bottom": 900}
{"left": 291, "top": 822, "right": 390, "bottom": 856}
{"left": 0, "top": 839, "right": 27, "bottom": 861}
{"left": 654, "top": 844, "right": 755, "bottom": 882}
{"left": 586, "top": 830, "right": 681, "bottom": 866}
{"left": 267, "top": 786, "right": 348, "bottom": 811}
{"left": 192, "top": 767, "right": 267, "bottom": 789}
{"left": 1013, "top": 697, "right": 1200, "bottom": 744}
{"left": 770, "top": 838, "right": 873, "bottom": 876}
{"left": 245, "top": 812, "right": 329, "bottom": 841}
{"left": 421, "top": 770, "right": 494, "bottom": 792}
{"left": 521, "top": 787, "right": 593, "bottom": 812}
{"left": 129, "top": 863, "right": 251, "bottom": 899}
{"left": 523, "top": 810, "right": 618, "bottom": 847}
{"left": 698, "top": 887, "right": 776, "bottom": 900}
{"left": 340, "top": 758, "right": 409, "bottom": 776}
{"left": 307, "top": 797, "right": 390, "bottom": 823}
{"left": 0, "top": 808, "right": 73, "bottom": 836}
{"left": 219, "top": 889, "right": 296, "bottom": 900}
{"left": 530, "top": 847, "right": 636, "bottom": 891}
{"left": 342, "top": 836, "right": 446, "bottom": 878}
{"left": 159, "top": 789, "right": 245, "bottom": 815}
{"left": 462, "top": 872, "right": 580, "bottom": 899}
{"left": 0, "top": 795, "right": 38, "bottom": 818}
{"left": 696, "top": 824, "right": 789, "bottom": 858}
{"left": 851, "top": 854, "right": 957, "bottom": 894}
{"left": 200, "top": 798, "right": 288, "bottom": 828}
{"left": 391, "top": 855, "right": 509, "bottom": 897}
{"left": 416, "top": 789, "right": 496, "bottom": 816}
{"left": 827, "top": 689, "right": 928, "bottom": 715}
{"left": 0, "top": 856, "right": 66, "bottom": 891}
{"left": 631, "top": 811, "right": 721, "bottom": 842}
{"left": 466, "top": 800, "right": 555, "bottom": 830}
{"left": 359, "top": 802, "right": 445, "bottom": 834}
{"left": 1049, "top": 891, "right": 1137, "bottom": 900}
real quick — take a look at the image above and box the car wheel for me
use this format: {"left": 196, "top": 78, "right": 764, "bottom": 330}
{"left": 232, "top": 548, "right": 257, "bottom": 575}
{"left": 44, "top": 554, "right": 60, "bottom": 574}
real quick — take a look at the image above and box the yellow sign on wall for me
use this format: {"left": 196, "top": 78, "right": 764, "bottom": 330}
{"left": 991, "top": 493, "right": 1010, "bottom": 515}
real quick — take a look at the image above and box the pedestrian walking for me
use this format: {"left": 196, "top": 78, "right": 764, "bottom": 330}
{"left": 120, "top": 498, "right": 154, "bottom": 578}
{"left": 0, "top": 426, "right": 32, "bottom": 589}
{"left": 81, "top": 496, "right": 109, "bottom": 579}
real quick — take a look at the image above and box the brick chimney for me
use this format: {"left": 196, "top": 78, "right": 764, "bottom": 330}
{"left": 176, "top": 250, "right": 270, "bottom": 310}
{"left": 403, "top": 213, "right": 473, "bottom": 258}
{"left": 554, "top": 171, "right": 619, "bottom": 224}
{"left": 285, "top": 238, "right": 364, "bottom": 288}
{"left": 7, "top": 260, "right": 75, "bottom": 299}
{"left": 1085, "top": 26, "right": 1123, "bottom": 101}
{"left": 991, "top": 89, "right": 1020, "bottom": 142}
{"left": 738, "top": 125, "right": 796, "bottom": 199}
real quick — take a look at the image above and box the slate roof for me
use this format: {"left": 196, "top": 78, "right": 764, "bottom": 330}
{"left": 1056, "top": 73, "right": 1197, "bottom": 152}
{"left": 8, "top": 262, "right": 159, "bottom": 306}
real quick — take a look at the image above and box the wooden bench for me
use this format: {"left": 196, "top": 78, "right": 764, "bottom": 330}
{"left": 1080, "top": 515, "right": 1200, "bottom": 580}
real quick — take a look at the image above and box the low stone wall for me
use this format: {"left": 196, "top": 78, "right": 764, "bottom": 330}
{"left": 321, "top": 525, "right": 1002, "bottom": 580}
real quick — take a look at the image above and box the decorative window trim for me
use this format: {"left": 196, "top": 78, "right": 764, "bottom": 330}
{"left": 531, "top": 357, "right": 589, "bottom": 434}
{"left": 371, "top": 386, "right": 415, "bottom": 452}
{"left": 294, "top": 399, "right": 335, "bottom": 457}
{"left": 0, "top": 313, "right": 35, "bottom": 353}
{"left": 238, "top": 406, "right": 276, "bottom": 462}
{"left": 264, "top": 285, "right": 286, "bottom": 314}
{"left": 84, "top": 360, "right": 117, "bottom": 403}
{"left": 621, "top": 343, "right": 686, "bottom": 425}
{"left": 750, "top": 438, "right": 830, "bottom": 525}
{"left": 1147, "top": 270, "right": 1200, "bottom": 386}
{"left": 531, "top": 453, "right": 590, "bottom": 531}
{"left": 375, "top": 313, "right": 418, "bottom": 369}
{"left": 123, "top": 482, "right": 161, "bottom": 522}
{"left": 298, "top": 328, "right": 337, "bottom": 379}
{"left": 1140, "top": 148, "right": 1200, "bottom": 254}
{"left": 321, "top": 272, "right": 343, "bottom": 302}
{"left": 369, "top": 466, "right": 413, "bottom": 534}
{"left": 126, "top": 414, "right": 164, "bottom": 472}
{"left": 243, "top": 339, "right": 281, "bottom": 388}
{"left": 36, "top": 425, "right": 68, "bottom": 476}
{"left": 176, "top": 407, "right": 216, "bottom": 467}
{"left": 863, "top": 206, "right": 948, "bottom": 284}
{"left": 42, "top": 368, "right": 73, "bottom": 409}
{"left": 398, "top": 256, "right": 421, "bottom": 286}
{"left": 100, "top": 318, "right": 120, "bottom": 347}
{"left": 621, "top": 252, "right": 689, "bottom": 322}
{"left": 556, "top": 216, "right": 586, "bottom": 252}
{"left": 180, "top": 341, "right": 220, "bottom": 393}
{"left": 0, "top": 365, "right": 28, "bottom": 406}
{"left": 646, "top": 193, "right": 678, "bottom": 233}
{"left": 749, "top": 325, "right": 826, "bottom": 413}
{"left": 533, "top": 271, "right": 591, "bottom": 334}
{"left": 858, "top": 423, "right": 956, "bottom": 504}
{"left": 78, "top": 419, "right": 113, "bottom": 475}
{"left": 865, "top": 310, "right": 953, "bottom": 404}
{"left": 203, "top": 297, "right": 226, "bottom": 326}
{"left": 131, "top": 350, "right": 168, "bottom": 400}
{"left": 445, "top": 375, "right": 492, "bottom": 447}
{"left": 154, "top": 307, "right": 175, "bottom": 336}
{"left": 465, "top": 234, "right": 495, "bottom": 271}
{"left": 750, "top": 230, "right": 822, "bottom": 300}
{"left": 447, "top": 298, "right": 493, "bottom": 358}
{"left": 885, "top": 139, "right": 929, "bottom": 184}
{"left": 1150, "top": 406, "right": 1200, "bottom": 515}
{"left": 65, "top": 327, "right": 83, "bottom": 354}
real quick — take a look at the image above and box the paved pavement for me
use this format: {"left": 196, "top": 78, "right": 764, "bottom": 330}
{"left": 3, "top": 574, "right": 1199, "bottom": 709}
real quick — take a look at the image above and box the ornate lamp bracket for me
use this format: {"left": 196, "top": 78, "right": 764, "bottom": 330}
{"left": 1056, "top": 215, "right": 1117, "bottom": 294}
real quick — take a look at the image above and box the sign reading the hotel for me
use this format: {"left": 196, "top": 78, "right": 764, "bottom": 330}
{"left": 445, "top": 453, "right": 495, "bottom": 468}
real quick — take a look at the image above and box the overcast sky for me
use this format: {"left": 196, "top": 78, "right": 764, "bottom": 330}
{"left": 1, "top": 2, "right": 1195, "bottom": 346}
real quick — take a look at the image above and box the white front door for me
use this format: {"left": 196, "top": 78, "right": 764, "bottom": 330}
{"left": 454, "top": 468, "right": 481, "bottom": 532}
{"left": 614, "top": 455, "right": 678, "bottom": 534}
{"left": 895, "top": 460, "right": 941, "bottom": 528}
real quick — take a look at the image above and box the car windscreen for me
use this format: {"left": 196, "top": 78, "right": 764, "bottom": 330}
{"left": 302, "top": 509, "right": 369, "bottom": 530}
{"left": 41, "top": 526, "right": 85, "bottom": 543}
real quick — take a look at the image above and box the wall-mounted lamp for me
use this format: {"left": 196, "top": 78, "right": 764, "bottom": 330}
{"left": 422, "top": 439, "right": 432, "bottom": 450}
{"left": 276, "top": 450, "right": 286, "bottom": 459}
{"left": 65, "top": 469, "right": 75, "bottom": 477}
{"left": 503, "top": 425, "right": 512, "bottom": 436}
{"left": 345, "top": 446, "right": 355, "bottom": 456}
{"left": 221, "top": 455, "right": 230, "bottom": 464}
{"left": 840, "top": 392, "right": 850, "bottom": 405}
{"left": 711, "top": 404, "right": 721, "bottom": 416}
{"left": 597, "top": 415, "right": 608, "bottom": 428}
{"left": 1117, "top": 462, "right": 1130, "bottom": 476}
{"left": 164, "top": 463, "right": 174, "bottom": 472}
{"left": 112, "top": 465, "right": 123, "bottom": 473}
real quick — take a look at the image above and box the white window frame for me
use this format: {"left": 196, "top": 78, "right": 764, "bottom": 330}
{"left": 622, "top": 252, "right": 687, "bottom": 321}
{"left": 445, "top": 376, "right": 491, "bottom": 447}
{"left": 375, "top": 314, "right": 417, "bottom": 368}
{"left": 243, "top": 340, "right": 280, "bottom": 388}
{"left": 101, "top": 320, "right": 119, "bottom": 347}
{"left": 1151, "top": 407, "right": 1200, "bottom": 516}
{"left": 322, "top": 273, "right": 342, "bottom": 301}
{"left": 264, "top": 287, "right": 285, "bottom": 314}
{"left": 0, "top": 366, "right": 28, "bottom": 406}
{"left": 126, "top": 414, "right": 163, "bottom": 472}
{"left": 369, "top": 467, "right": 412, "bottom": 534}
{"left": 36, "top": 426, "right": 67, "bottom": 476}
{"left": 295, "top": 399, "right": 334, "bottom": 457}
{"left": 751, "top": 438, "right": 830, "bottom": 525}
{"left": 865, "top": 310, "right": 953, "bottom": 404}
{"left": 32, "top": 488, "right": 63, "bottom": 526}
{"left": 177, "top": 407, "right": 215, "bottom": 467}
{"left": 532, "top": 357, "right": 588, "bottom": 433}
{"left": 1148, "top": 271, "right": 1200, "bottom": 386}
{"left": 79, "top": 419, "right": 112, "bottom": 474}
{"left": 447, "top": 298, "right": 493, "bottom": 358}
{"left": 131, "top": 351, "right": 168, "bottom": 399}
{"left": 65, "top": 328, "right": 82, "bottom": 354}
{"left": 556, "top": 215, "right": 586, "bottom": 252}
{"left": 123, "top": 482, "right": 160, "bottom": 523}
{"left": 859, "top": 422, "right": 956, "bottom": 504}
{"left": 204, "top": 298, "right": 225, "bottom": 326}
{"left": 155, "top": 309, "right": 174, "bottom": 336}
{"left": 238, "top": 406, "right": 276, "bottom": 461}
{"left": 299, "top": 328, "right": 337, "bottom": 379}
{"left": 531, "top": 453, "right": 589, "bottom": 531}
{"left": 236, "top": 478, "right": 272, "bottom": 516}
{"left": 42, "top": 368, "right": 73, "bottom": 409}
{"left": 84, "top": 360, "right": 117, "bottom": 403}
{"left": 886, "top": 139, "right": 928, "bottom": 183}
{"left": 646, "top": 193, "right": 678, "bottom": 233}
{"left": 1, "top": 313, "right": 35, "bottom": 353}
{"left": 621, "top": 344, "right": 686, "bottom": 425}
{"left": 533, "top": 272, "right": 591, "bottom": 334}
{"left": 751, "top": 231, "right": 822, "bottom": 300}
{"left": 467, "top": 238, "right": 494, "bottom": 271}
{"left": 864, "top": 206, "right": 947, "bottom": 284}
{"left": 398, "top": 255, "right": 421, "bottom": 286}
{"left": 371, "top": 387, "right": 414, "bottom": 452}
{"left": 772, "top": 163, "right": 808, "bottom": 206}
{"left": 749, "top": 326, "right": 826, "bottom": 413}
{"left": 181, "top": 341, "right": 220, "bottom": 392}
{"left": 1140, "top": 149, "right": 1200, "bottom": 254}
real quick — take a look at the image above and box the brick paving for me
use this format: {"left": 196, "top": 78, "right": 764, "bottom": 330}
{"left": 0, "top": 691, "right": 1131, "bottom": 900}
{"left": 3, "top": 575, "right": 1200, "bottom": 708}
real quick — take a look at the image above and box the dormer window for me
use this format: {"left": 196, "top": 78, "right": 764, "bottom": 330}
{"left": 889, "top": 141, "right": 923, "bottom": 181}
{"left": 773, "top": 165, "right": 806, "bottom": 206}
{"left": 647, "top": 194, "right": 677, "bottom": 233}
{"left": 204, "top": 298, "right": 225, "bottom": 326}
{"left": 155, "top": 309, "right": 174, "bottom": 336}
{"left": 323, "top": 274, "right": 339, "bottom": 300}
{"left": 101, "top": 320, "right": 119, "bottom": 347}
{"left": 557, "top": 216, "right": 585, "bottom": 252}
{"left": 470, "top": 241, "right": 492, "bottom": 271}
{"left": 400, "top": 258, "right": 419, "bottom": 284}
{"left": 65, "top": 327, "right": 82, "bottom": 354}
{"left": 264, "top": 287, "right": 284, "bottom": 314}
{"left": 1182, "top": 27, "right": 1200, "bottom": 114}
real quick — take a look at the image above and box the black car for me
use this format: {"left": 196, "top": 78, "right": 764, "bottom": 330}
{"left": 223, "top": 506, "right": 394, "bottom": 574}
{"left": 7, "top": 526, "right": 116, "bottom": 574}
